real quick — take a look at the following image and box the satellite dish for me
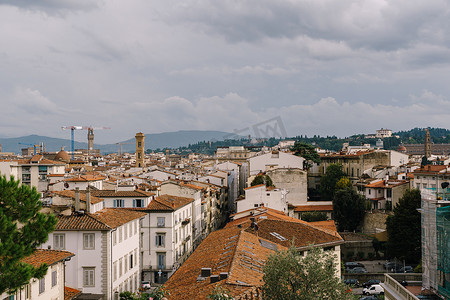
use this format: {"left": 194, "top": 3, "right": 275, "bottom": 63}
{"left": 441, "top": 182, "right": 449, "bottom": 189}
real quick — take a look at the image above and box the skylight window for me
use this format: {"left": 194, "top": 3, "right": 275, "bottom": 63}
{"left": 270, "top": 232, "right": 287, "bottom": 241}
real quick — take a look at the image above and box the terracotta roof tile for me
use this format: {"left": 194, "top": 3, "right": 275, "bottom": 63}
{"left": 147, "top": 195, "right": 194, "bottom": 211}
{"left": 91, "top": 190, "right": 155, "bottom": 197}
{"left": 93, "top": 209, "right": 146, "bottom": 229}
{"left": 244, "top": 184, "right": 265, "bottom": 190}
{"left": 244, "top": 219, "right": 343, "bottom": 249}
{"left": 56, "top": 213, "right": 111, "bottom": 231}
{"left": 52, "top": 190, "right": 103, "bottom": 204}
{"left": 65, "top": 174, "right": 106, "bottom": 182}
{"left": 22, "top": 249, "right": 74, "bottom": 268}
{"left": 64, "top": 286, "right": 82, "bottom": 300}
{"left": 164, "top": 226, "right": 280, "bottom": 299}
{"left": 293, "top": 204, "right": 334, "bottom": 212}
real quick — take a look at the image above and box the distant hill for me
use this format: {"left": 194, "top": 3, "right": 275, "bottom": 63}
{"left": 0, "top": 130, "right": 235, "bottom": 154}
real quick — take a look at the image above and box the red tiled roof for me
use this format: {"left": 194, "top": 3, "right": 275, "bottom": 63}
{"left": 244, "top": 219, "right": 343, "bottom": 249}
{"left": 294, "top": 205, "right": 334, "bottom": 212}
{"left": 147, "top": 195, "right": 194, "bottom": 211}
{"left": 56, "top": 213, "right": 111, "bottom": 231}
{"left": 93, "top": 209, "right": 146, "bottom": 229}
{"left": 91, "top": 190, "right": 155, "bottom": 197}
{"left": 22, "top": 249, "right": 74, "bottom": 268}
{"left": 164, "top": 226, "right": 282, "bottom": 300}
{"left": 56, "top": 208, "right": 146, "bottom": 231}
{"left": 244, "top": 184, "right": 265, "bottom": 190}
{"left": 413, "top": 165, "right": 448, "bottom": 174}
{"left": 52, "top": 190, "right": 103, "bottom": 204}
{"left": 65, "top": 174, "right": 106, "bottom": 182}
{"left": 64, "top": 286, "right": 81, "bottom": 300}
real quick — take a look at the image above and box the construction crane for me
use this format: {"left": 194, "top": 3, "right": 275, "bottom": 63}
{"left": 115, "top": 142, "right": 134, "bottom": 155}
{"left": 18, "top": 143, "right": 40, "bottom": 155}
{"left": 61, "top": 126, "right": 110, "bottom": 159}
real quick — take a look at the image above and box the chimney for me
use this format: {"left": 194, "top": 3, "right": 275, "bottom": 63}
{"left": 86, "top": 186, "right": 91, "bottom": 213}
{"left": 219, "top": 272, "right": 228, "bottom": 280}
{"left": 210, "top": 275, "right": 220, "bottom": 284}
{"left": 201, "top": 268, "right": 211, "bottom": 277}
{"left": 75, "top": 187, "right": 80, "bottom": 211}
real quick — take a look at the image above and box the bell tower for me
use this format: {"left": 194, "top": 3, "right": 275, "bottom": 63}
{"left": 135, "top": 132, "right": 145, "bottom": 168}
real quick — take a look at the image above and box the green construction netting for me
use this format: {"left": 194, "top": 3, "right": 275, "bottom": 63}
{"left": 437, "top": 206, "right": 450, "bottom": 274}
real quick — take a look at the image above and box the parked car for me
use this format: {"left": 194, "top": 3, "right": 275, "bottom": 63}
{"left": 384, "top": 262, "right": 401, "bottom": 271}
{"left": 348, "top": 267, "right": 368, "bottom": 274}
{"left": 345, "top": 262, "right": 365, "bottom": 269}
{"left": 360, "top": 296, "right": 378, "bottom": 300}
{"left": 362, "top": 279, "right": 381, "bottom": 288}
{"left": 344, "top": 278, "right": 360, "bottom": 287}
{"left": 400, "top": 266, "right": 414, "bottom": 273}
{"left": 363, "top": 284, "right": 384, "bottom": 295}
{"left": 141, "top": 281, "right": 151, "bottom": 289}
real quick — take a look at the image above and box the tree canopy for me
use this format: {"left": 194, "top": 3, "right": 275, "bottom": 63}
{"left": 251, "top": 174, "right": 273, "bottom": 187}
{"left": 291, "top": 142, "right": 321, "bottom": 170}
{"left": 386, "top": 189, "right": 422, "bottom": 263}
{"left": 320, "top": 164, "right": 347, "bottom": 201}
{"left": 262, "top": 246, "right": 355, "bottom": 300}
{"left": 333, "top": 186, "right": 366, "bottom": 232}
{"left": 0, "top": 175, "right": 57, "bottom": 295}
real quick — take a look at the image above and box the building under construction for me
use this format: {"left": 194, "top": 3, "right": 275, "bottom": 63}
{"left": 421, "top": 188, "right": 450, "bottom": 299}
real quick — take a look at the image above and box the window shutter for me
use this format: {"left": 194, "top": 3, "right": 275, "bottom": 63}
{"left": 133, "top": 199, "right": 136, "bottom": 207}
{"left": 113, "top": 199, "right": 116, "bottom": 207}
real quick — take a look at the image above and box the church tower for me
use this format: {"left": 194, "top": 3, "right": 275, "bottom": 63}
{"left": 88, "top": 128, "right": 94, "bottom": 151}
{"left": 135, "top": 132, "right": 145, "bottom": 168}
{"left": 425, "top": 128, "right": 431, "bottom": 158}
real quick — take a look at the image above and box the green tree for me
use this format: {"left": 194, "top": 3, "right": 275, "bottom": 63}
{"left": 333, "top": 187, "right": 366, "bottom": 232}
{"left": 207, "top": 284, "right": 234, "bottom": 300}
{"left": 386, "top": 189, "right": 421, "bottom": 263}
{"left": 291, "top": 142, "right": 321, "bottom": 170}
{"left": 320, "top": 164, "right": 346, "bottom": 201}
{"left": 0, "top": 175, "right": 57, "bottom": 295}
{"left": 300, "top": 211, "right": 328, "bottom": 222}
{"left": 251, "top": 174, "right": 273, "bottom": 187}
{"left": 262, "top": 246, "right": 356, "bottom": 300}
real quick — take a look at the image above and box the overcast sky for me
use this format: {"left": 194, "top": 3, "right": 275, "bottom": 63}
{"left": 1, "top": 0, "right": 450, "bottom": 144}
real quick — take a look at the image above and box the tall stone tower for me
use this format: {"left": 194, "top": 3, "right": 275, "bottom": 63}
{"left": 135, "top": 132, "right": 145, "bottom": 168}
{"left": 88, "top": 128, "right": 94, "bottom": 151}
{"left": 425, "top": 128, "right": 431, "bottom": 158}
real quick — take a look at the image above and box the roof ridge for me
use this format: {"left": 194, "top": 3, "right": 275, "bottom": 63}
{"left": 225, "top": 230, "right": 245, "bottom": 285}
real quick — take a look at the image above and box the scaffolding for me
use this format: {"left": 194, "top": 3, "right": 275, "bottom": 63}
{"left": 437, "top": 205, "right": 450, "bottom": 298}
{"left": 422, "top": 188, "right": 450, "bottom": 299}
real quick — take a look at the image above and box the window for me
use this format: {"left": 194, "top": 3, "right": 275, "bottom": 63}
{"left": 83, "top": 233, "right": 95, "bottom": 250}
{"left": 133, "top": 199, "right": 144, "bottom": 208}
{"left": 157, "top": 253, "right": 166, "bottom": 270}
{"left": 113, "top": 231, "right": 117, "bottom": 245}
{"left": 125, "top": 254, "right": 128, "bottom": 272}
{"left": 157, "top": 217, "right": 165, "bottom": 227}
{"left": 119, "top": 258, "right": 123, "bottom": 277}
{"left": 134, "top": 220, "right": 137, "bottom": 235}
{"left": 39, "top": 278, "right": 45, "bottom": 294}
{"left": 124, "top": 224, "right": 128, "bottom": 240}
{"left": 24, "top": 284, "right": 31, "bottom": 300}
{"left": 114, "top": 199, "right": 124, "bottom": 208}
{"left": 119, "top": 227, "right": 123, "bottom": 243}
{"left": 129, "top": 222, "right": 133, "bottom": 237}
{"left": 53, "top": 234, "right": 65, "bottom": 250}
{"left": 129, "top": 253, "right": 133, "bottom": 269}
{"left": 368, "top": 190, "right": 371, "bottom": 195}
{"left": 134, "top": 249, "right": 137, "bottom": 267}
{"left": 83, "top": 267, "right": 95, "bottom": 287}
{"left": 113, "top": 261, "right": 117, "bottom": 281}
{"left": 175, "top": 230, "right": 178, "bottom": 243}
{"left": 155, "top": 233, "right": 165, "bottom": 247}
{"left": 52, "top": 270, "right": 57, "bottom": 287}
{"left": 138, "top": 142, "right": 141, "bottom": 148}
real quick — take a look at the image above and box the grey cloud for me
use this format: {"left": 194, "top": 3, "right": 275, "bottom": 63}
{"left": 169, "top": 0, "right": 450, "bottom": 52}
{"left": 0, "top": 0, "right": 102, "bottom": 13}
